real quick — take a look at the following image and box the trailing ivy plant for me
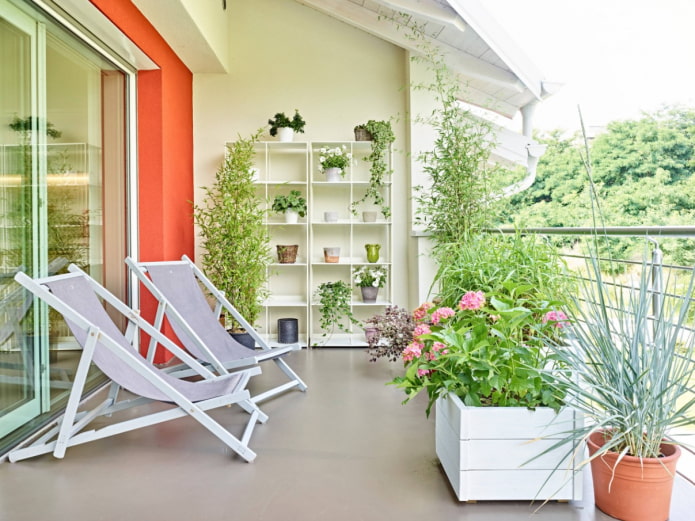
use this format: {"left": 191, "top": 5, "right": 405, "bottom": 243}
{"left": 350, "top": 120, "right": 395, "bottom": 218}
{"left": 313, "top": 280, "right": 359, "bottom": 344}
{"left": 193, "top": 129, "right": 271, "bottom": 331}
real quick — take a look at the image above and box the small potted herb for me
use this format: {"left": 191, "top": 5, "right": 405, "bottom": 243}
{"left": 268, "top": 110, "right": 306, "bottom": 142}
{"left": 272, "top": 190, "right": 307, "bottom": 223}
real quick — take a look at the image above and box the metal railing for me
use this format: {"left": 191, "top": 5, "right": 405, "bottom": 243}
{"left": 496, "top": 226, "right": 695, "bottom": 484}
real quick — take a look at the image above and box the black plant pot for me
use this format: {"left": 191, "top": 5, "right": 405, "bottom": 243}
{"left": 277, "top": 318, "right": 298, "bottom": 344}
{"left": 229, "top": 331, "right": 255, "bottom": 350}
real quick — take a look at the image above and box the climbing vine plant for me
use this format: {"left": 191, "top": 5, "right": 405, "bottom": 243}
{"left": 350, "top": 120, "right": 395, "bottom": 218}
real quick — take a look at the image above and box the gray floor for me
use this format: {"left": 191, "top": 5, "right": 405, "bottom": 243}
{"left": 1, "top": 348, "right": 694, "bottom": 521}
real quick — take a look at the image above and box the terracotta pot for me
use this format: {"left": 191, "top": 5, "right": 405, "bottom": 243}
{"left": 323, "top": 247, "right": 340, "bottom": 263}
{"left": 587, "top": 430, "right": 680, "bottom": 521}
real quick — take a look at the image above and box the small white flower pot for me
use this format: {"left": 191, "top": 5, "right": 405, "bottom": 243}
{"left": 323, "top": 211, "right": 338, "bottom": 222}
{"left": 284, "top": 210, "right": 299, "bottom": 224}
{"left": 277, "top": 127, "right": 294, "bottom": 142}
{"left": 324, "top": 167, "right": 342, "bottom": 182}
{"left": 362, "top": 211, "right": 377, "bottom": 223}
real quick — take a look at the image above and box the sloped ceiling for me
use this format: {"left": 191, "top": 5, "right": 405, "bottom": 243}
{"left": 295, "top": 0, "right": 551, "bottom": 118}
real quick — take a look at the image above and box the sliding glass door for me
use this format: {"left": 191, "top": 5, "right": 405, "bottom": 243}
{"left": 0, "top": 0, "right": 128, "bottom": 442}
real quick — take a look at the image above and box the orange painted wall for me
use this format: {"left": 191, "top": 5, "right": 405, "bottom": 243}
{"left": 90, "top": 0, "right": 194, "bottom": 360}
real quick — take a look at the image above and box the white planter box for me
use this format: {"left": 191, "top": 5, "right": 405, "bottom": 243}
{"left": 435, "top": 393, "right": 583, "bottom": 501}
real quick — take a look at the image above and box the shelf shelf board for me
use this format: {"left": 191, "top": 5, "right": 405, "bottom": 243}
{"left": 269, "top": 261, "right": 308, "bottom": 267}
{"left": 264, "top": 296, "right": 307, "bottom": 307}
{"left": 256, "top": 180, "right": 307, "bottom": 185}
{"left": 266, "top": 221, "right": 308, "bottom": 226}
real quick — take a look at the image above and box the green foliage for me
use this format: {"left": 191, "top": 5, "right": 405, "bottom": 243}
{"left": 268, "top": 110, "right": 305, "bottom": 136}
{"left": 350, "top": 120, "right": 395, "bottom": 218}
{"left": 352, "top": 265, "right": 387, "bottom": 288}
{"left": 193, "top": 130, "right": 270, "bottom": 329}
{"left": 392, "top": 19, "right": 500, "bottom": 244}
{"left": 546, "top": 248, "right": 695, "bottom": 460}
{"left": 272, "top": 190, "right": 307, "bottom": 217}
{"left": 501, "top": 106, "right": 695, "bottom": 266}
{"left": 390, "top": 290, "right": 570, "bottom": 416}
{"left": 10, "top": 116, "right": 62, "bottom": 139}
{"left": 432, "top": 231, "right": 572, "bottom": 311}
{"left": 313, "top": 281, "right": 359, "bottom": 343}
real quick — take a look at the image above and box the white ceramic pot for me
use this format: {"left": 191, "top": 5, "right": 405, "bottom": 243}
{"left": 277, "top": 127, "right": 294, "bottom": 142}
{"left": 284, "top": 210, "right": 299, "bottom": 224}
{"left": 362, "top": 211, "right": 377, "bottom": 223}
{"left": 324, "top": 167, "right": 342, "bottom": 182}
{"left": 323, "top": 211, "right": 338, "bottom": 222}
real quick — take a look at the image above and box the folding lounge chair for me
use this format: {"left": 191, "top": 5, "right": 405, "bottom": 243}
{"left": 125, "top": 255, "right": 307, "bottom": 404}
{"left": 9, "top": 267, "right": 267, "bottom": 463}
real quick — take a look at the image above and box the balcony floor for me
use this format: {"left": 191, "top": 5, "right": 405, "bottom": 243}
{"left": 1, "top": 348, "right": 694, "bottom": 520}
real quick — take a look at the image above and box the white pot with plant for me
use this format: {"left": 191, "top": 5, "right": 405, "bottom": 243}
{"left": 268, "top": 109, "right": 305, "bottom": 142}
{"left": 272, "top": 190, "right": 307, "bottom": 224}
{"left": 318, "top": 145, "right": 351, "bottom": 182}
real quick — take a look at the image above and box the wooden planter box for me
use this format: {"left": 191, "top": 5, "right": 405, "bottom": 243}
{"left": 435, "top": 393, "right": 583, "bottom": 501}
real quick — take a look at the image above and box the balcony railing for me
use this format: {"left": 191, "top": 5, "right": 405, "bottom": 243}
{"left": 497, "top": 226, "right": 695, "bottom": 484}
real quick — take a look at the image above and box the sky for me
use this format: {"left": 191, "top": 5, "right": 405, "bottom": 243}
{"left": 483, "top": 0, "right": 695, "bottom": 133}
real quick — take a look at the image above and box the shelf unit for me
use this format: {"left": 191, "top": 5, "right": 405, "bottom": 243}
{"left": 244, "top": 140, "right": 393, "bottom": 347}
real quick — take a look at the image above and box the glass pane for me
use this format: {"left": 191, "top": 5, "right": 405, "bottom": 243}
{"left": 0, "top": 13, "right": 38, "bottom": 432}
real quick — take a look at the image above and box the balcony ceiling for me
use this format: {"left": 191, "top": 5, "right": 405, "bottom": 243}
{"left": 295, "top": 0, "right": 554, "bottom": 118}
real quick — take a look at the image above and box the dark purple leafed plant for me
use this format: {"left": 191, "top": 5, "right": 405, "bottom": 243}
{"left": 365, "top": 305, "right": 415, "bottom": 362}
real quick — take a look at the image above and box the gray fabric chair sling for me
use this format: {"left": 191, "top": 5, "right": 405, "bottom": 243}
{"left": 9, "top": 268, "right": 267, "bottom": 463}
{"left": 125, "top": 255, "right": 307, "bottom": 404}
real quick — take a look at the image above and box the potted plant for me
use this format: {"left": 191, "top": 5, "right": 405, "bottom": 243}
{"left": 352, "top": 265, "right": 386, "bottom": 303}
{"left": 543, "top": 246, "right": 695, "bottom": 521}
{"left": 313, "top": 280, "right": 359, "bottom": 345}
{"left": 318, "top": 145, "right": 352, "bottom": 182}
{"left": 390, "top": 231, "right": 579, "bottom": 501}
{"left": 193, "top": 130, "right": 271, "bottom": 347}
{"left": 268, "top": 109, "right": 305, "bottom": 142}
{"left": 272, "top": 190, "right": 307, "bottom": 223}
{"left": 364, "top": 305, "right": 415, "bottom": 362}
{"left": 350, "top": 120, "right": 395, "bottom": 218}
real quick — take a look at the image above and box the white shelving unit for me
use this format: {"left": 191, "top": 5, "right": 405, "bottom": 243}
{"left": 244, "top": 140, "right": 393, "bottom": 347}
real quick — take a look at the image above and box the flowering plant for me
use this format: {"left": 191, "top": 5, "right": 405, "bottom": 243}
{"left": 318, "top": 145, "right": 352, "bottom": 173}
{"left": 365, "top": 306, "right": 416, "bottom": 362}
{"left": 391, "top": 288, "right": 570, "bottom": 416}
{"left": 352, "top": 266, "right": 386, "bottom": 288}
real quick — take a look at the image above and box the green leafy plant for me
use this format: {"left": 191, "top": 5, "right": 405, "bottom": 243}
{"left": 193, "top": 130, "right": 271, "bottom": 330}
{"left": 318, "top": 145, "right": 352, "bottom": 173}
{"left": 313, "top": 280, "right": 359, "bottom": 343}
{"left": 268, "top": 110, "right": 305, "bottom": 136}
{"left": 391, "top": 289, "right": 570, "bottom": 416}
{"left": 352, "top": 265, "right": 387, "bottom": 288}
{"left": 272, "top": 190, "right": 307, "bottom": 217}
{"left": 351, "top": 120, "right": 395, "bottom": 218}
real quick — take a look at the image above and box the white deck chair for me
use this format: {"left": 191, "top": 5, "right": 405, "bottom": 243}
{"left": 9, "top": 268, "right": 267, "bottom": 463}
{"left": 125, "top": 255, "right": 307, "bottom": 404}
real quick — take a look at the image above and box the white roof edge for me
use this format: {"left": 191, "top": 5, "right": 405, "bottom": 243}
{"left": 447, "top": 0, "right": 546, "bottom": 101}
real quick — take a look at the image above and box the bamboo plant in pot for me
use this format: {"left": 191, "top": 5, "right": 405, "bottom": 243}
{"left": 543, "top": 244, "right": 695, "bottom": 521}
{"left": 193, "top": 130, "right": 271, "bottom": 348}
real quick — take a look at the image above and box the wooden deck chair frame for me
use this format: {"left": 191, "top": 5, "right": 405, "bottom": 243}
{"left": 9, "top": 269, "right": 267, "bottom": 463}
{"left": 125, "top": 255, "right": 307, "bottom": 404}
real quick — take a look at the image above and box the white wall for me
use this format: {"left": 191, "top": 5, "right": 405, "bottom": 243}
{"left": 193, "top": 0, "right": 410, "bottom": 307}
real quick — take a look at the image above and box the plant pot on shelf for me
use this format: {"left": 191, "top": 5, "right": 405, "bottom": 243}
{"left": 354, "top": 127, "right": 372, "bottom": 141}
{"left": 587, "top": 430, "right": 680, "bottom": 521}
{"left": 277, "top": 244, "right": 298, "bottom": 264}
{"left": 435, "top": 393, "right": 583, "bottom": 501}
{"left": 323, "top": 247, "right": 340, "bottom": 263}
{"left": 365, "top": 244, "right": 381, "bottom": 263}
{"left": 324, "top": 167, "right": 342, "bottom": 182}
{"left": 277, "top": 127, "right": 294, "bottom": 142}
{"left": 229, "top": 330, "right": 255, "bottom": 350}
{"left": 284, "top": 210, "right": 299, "bottom": 224}
{"left": 362, "top": 211, "right": 377, "bottom": 223}
{"left": 324, "top": 211, "right": 338, "bottom": 223}
{"left": 360, "top": 286, "right": 379, "bottom": 303}
{"left": 364, "top": 326, "right": 378, "bottom": 343}
{"left": 277, "top": 318, "right": 299, "bottom": 344}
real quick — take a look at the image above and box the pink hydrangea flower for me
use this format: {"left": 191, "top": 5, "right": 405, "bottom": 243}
{"left": 542, "top": 310, "right": 569, "bottom": 329}
{"left": 459, "top": 291, "right": 485, "bottom": 311}
{"left": 432, "top": 342, "right": 447, "bottom": 352}
{"left": 402, "top": 341, "right": 423, "bottom": 362}
{"left": 413, "top": 324, "right": 431, "bottom": 338}
{"left": 489, "top": 314, "right": 500, "bottom": 323}
{"left": 413, "top": 302, "right": 434, "bottom": 321}
{"left": 417, "top": 369, "right": 432, "bottom": 377}
{"left": 425, "top": 351, "right": 437, "bottom": 361}
{"left": 431, "top": 307, "right": 455, "bottom": 325}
